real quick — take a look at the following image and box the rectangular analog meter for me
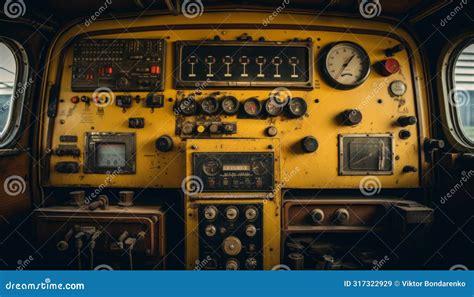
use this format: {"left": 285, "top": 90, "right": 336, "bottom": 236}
{"left": 338, "top": 134, "right": 394, "bottom": 175}
{"left": 175, "top": 40, "right": 313, "bottom": 88}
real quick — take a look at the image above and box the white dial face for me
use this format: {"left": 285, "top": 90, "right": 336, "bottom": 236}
{"left": 325, "top": 43, "right": 369, "bottom": 87}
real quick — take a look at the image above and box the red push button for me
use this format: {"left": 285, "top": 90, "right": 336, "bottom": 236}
{"left": 378, "top": 58, "right": 400, "bottom": 76}
{"left": 70, "top": 96, "right": 80, "bottom": 104}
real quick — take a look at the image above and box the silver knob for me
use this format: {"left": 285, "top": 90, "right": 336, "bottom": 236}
{"left": 334, "top": 208, "right": 350, "bottom": 224}
{"left": 222, "top": 236, "right": 242, "bottom": 256}
{"left": 204, "top": 206, "right": 218, "bottom": 220}
{"left": 245, "top": 257, "right": 258, "bottom": 270}
{"left": 244, "top": 206, "right": 258, "bottom": 221}
{"left": 225, "top": 206, "right": 239, "bottom": 221}
{"left": 205, "top": 225, "right": 217, "bottom": 237}
{"left": 245, "top": 225, "right": 257, "bottom": 237}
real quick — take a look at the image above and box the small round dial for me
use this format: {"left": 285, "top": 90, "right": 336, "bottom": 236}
{"left": 204, "top": 206, "right": 218, "bottom": 221}
{"left": 225, "top": 206, "right": 239, "bottom": 221}
{"left": 244, "top": 206, "right": 258, "bottom": 221}
{"left": 264, "top": 98, "right": 284, "bottom": 117}
{"left": 221, "top": 96, "right": 239, "bottom": 115}
{"left": 205, "top": 225, "right": 217, "bottom": 237}
{"left": 178, "top": 97, "right": 198, "bottom": 116}
{"left": 200, "top": 96, "right": 219, "bottom": 115}
{"left": 243, "top": 98, "right": 262, "bottom": 117}
{"left": 202, "top": 159, "right": 221, "bottom": 176}
{"left": 287, "top": 97, "right": 307, "bottom": 118}
{"left": 320, "top": 42, "right": 371, "bottom": 89}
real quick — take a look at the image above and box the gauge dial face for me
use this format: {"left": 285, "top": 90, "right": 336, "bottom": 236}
{"left": 322, "top": 42, "right": 370, "bottom": 89}
{"left": 201, "top": 96, "right": 219, "bottom": 115}
{"left": 243, "top": 98, "right": 262, "bottom": 117}
{"left": 202, "top": 159, "right": 221, "bottom": 176}
{"left": 264, "top": 98, "right": 283, "bottom": 116}
{"left": 287, "top": 97, "right": 307, "bottom": 117}
{"left": 251, "top": 160, "right": 266, "bottom": 176}
{"left": 179, "top": 97, "right": 198, "bottom": 116}
{"left": 221, "top": 96, "right": 239, "bottom": 115}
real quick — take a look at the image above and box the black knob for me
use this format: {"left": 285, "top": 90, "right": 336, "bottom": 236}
{"left": 128, "top": 118, "right": 145, "bottom": 128}
{"left": 155, "top": 135, "right": 173, "bottom": 152}
{"left": 301, "top": 136, "right": 319, "bottom": 153}
{"left": 403, "top": 166, "right": 417, "bottom": 173}
{"left": 399, "top": 130, "right": 411, "bottom": 139}
{"left": 397, "top": 116, "right": 417, "bottom": 127}
{"left": 341, "top": 109, "right": 362, "bottom": 126}
{"left": 424, "top": 139, "right": 445, "bottom": 151}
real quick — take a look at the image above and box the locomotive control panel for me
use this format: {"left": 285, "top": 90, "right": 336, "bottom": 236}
{"left": 38, "top": 11, "right": 432, "bottom": 270}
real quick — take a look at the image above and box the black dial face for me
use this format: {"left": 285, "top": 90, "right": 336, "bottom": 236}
{"left": 239, "top": 56, "right": 249, "bottom": 64}
{"left": 264, "top": 98, "right": 284, "bottom": 116}
{"left": 201, "top": 96, "right": 219, "bottom": 115}
{"left": 287, "top": 97, "right": 307, "bottom": 117}
{"left": 243, "top": 98, "right": 262, "bottom": 117}
{"left": 202, "top": 159, "right": 221, "bottom": 176}
{"left": 256, "top": 56, "right": 266, "bottom": 64}
{"left": 179, "top": 97, "right": 198, "bottom": 116}
{"left": 221, "top": 96, "right": 239, "bottom": 115}
{"left": 289, "top": 57, "right": 299, "bottom": 65}
{"left": 205, "top": 56, "right": 216, "bottom": 64}
{"left": 320, "top": 42, "right": 371, "bottom": 90}
{"left": 272, "top": 57, "right": 282, "bottom": 65}
{"left": 187, "top": 55, "right": 198, "bottom": 64}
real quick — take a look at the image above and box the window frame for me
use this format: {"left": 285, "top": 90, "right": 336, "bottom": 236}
{"left": 0, "top": 37, "right": 29, "bottom": 148}
{"left": 440, "top": 35, "right": 474, "bottom": 151}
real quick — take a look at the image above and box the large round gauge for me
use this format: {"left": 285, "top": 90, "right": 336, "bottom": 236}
{"left": 264, "top": 98, "right": 284, "bottom": 117}
{"left": 242, "top": 98, "right": 262, "bottom": 117}
{"left": 178, "top": 97, "right": 198, "bottom": 116}
{"left": 202, "top": 159, "right": 221, "bottom": 176}
{"left": 201, "top": 96, "right": 219, "bottom": 115}
{"left": 221, "top": 96, "right": 239, "bottom": 115}
{"left": 320, "top": 42, "right": 371, "bottom": 90}
{"left": 287, "top": 97, "right": 307, "bottom": 118}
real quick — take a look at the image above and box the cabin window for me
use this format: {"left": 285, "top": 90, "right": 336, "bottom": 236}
{"left": 0, "top": 39, "right": 25, "bottom": 146}
{"left": 452, "top": 43, "right": 474, "bottom": 144}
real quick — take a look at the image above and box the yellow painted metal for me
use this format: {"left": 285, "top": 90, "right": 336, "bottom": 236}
{"left": 184, "top": 138, "right": 281, "bottom": 270}
{"left": 40, "top": 10, "right": 431, "bottom": 190}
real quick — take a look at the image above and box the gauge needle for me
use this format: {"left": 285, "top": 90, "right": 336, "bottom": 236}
{"left": 336, "top": 54, "right": 356, "bottom": 78}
